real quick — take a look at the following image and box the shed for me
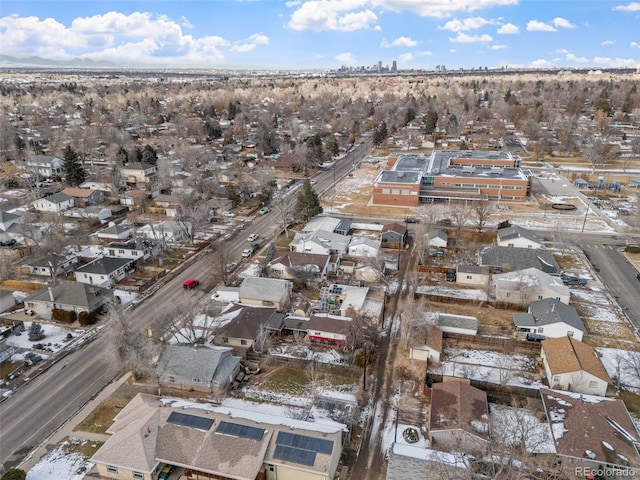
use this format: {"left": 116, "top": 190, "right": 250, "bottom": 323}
{"left": 437, "top": 313, "right": 478, "bottom": 336}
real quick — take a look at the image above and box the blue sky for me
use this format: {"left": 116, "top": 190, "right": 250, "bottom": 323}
{"left": 1, "top": 0, "right": 639, "bottom": 70}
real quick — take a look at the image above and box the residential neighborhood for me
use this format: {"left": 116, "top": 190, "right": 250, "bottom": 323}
{"left": 0, "top": 67, "right": 640, "bottom": 480}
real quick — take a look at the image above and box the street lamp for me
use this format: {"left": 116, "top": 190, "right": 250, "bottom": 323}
{"left": 581, "top": 206, "right": 590, "bottom": 232}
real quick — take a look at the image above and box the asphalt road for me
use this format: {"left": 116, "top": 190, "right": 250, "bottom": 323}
{"left": 579, "top": 242, "right": 640, "bottom": 332}
{"left": 0, "top": 139, "right": 374, "bottom": 471}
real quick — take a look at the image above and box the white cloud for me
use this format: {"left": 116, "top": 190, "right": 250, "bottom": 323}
{"left": 488, "top": 44, "right": 507, "bottom": 50}
{"left": 229, "top": 33, "right": 270, "bottom": 52}
{"left": 374, "top": 25, "right": 382, "bottom": 31}
{"left": 552, "top": 17, "right": 575, "bottom": 28}
{"left": 631, "top": 41, "right": 640, "bottom": 48}
{"left": 592, "top": 56, "right": 639, "bottom": 67}
{"left": 440, "top": 17, "right": 490, "bottom": 32}
{"left": 374, "top": 0, "right": 518, "bottom": 18}
{"left": 449, "top": 48, "right": 456, "bottom": 53}
{"left": 399, "top": 53, "right": 414, "bottom": 62}
{"left": 613, "top": 2, "right": 640, "bottom": 11}
{"left": 566, "top": 53, "right": 588, "bottom": 63}
{"left": 602, "top": 40, "right": 615, "bottom": 45}
{"left": 380, "top": 36, "right": 419, "bottom": 47}
{"left": 285, "top": 0, "right": 302, "bottom": 6}
{"left": 335, "top": 52, "right": 357, "bottom": 64}
{"left": 449, "top": 32, "right": 493, "bottom": 43}
{"left": 529, "top": 58, "right": 555, "bottom": 68}
{"left": 497, "top": 23, "right": 519, "bottom": 34}
{"left": 526, "top": 20, "right": 556, "bottom": 32}
{"left": 288, "top": 1, "right": 377, "bottom": 31}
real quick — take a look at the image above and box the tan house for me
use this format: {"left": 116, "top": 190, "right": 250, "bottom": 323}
{"left": 239, "top": 277, "right": 292, "bottom": 311}
{"left": 409, "top": 326, "right": 443, "bottom": 363}
{"left": 541, "top": 337, "right": 610, "bottom": 397}
{"left": 119, "top": 162, "right": 157, "bottom": 185}
{"left": 213, "top": 304, "right": 279, "bottom": 349}
{"left": 455, "top": 264, "right": 490, "bottom": 286}
{"left": 494, "top": 267, "right": 570, "bottom": 306}
{"left": 429, "top": 378, "right": 489, "bottom": 455}
{"left": 92, "top": 393, "right": 344, "bottom": 480}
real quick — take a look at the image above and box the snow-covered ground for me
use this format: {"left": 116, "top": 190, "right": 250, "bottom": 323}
{"left": 269, "top": 345, "right": 344, "bottom": 364}
{"left": 489, "top": 404, "right": 556, "bottom": 454}
{"left": 596, "top": 348, "right": 640, "bottom": 394}
{"left": 27, "top": 441, "right": 94, "bottom": 480}
{"left": 415, "top": 285, "right": 487, "bottom": 301}
{"left": 432, "top": 348, "right": 543, "bottom": 390}
{"left": 6, "top": 322, "right": 84, "bottom": 353}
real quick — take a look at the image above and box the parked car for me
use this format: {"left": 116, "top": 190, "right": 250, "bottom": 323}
{"left": 405, "top": 217, "right": 420, "bottom": 223}
{"left": 159, "top": 465, "right": 175, "bottom": 480}
{"left": 636, "top": 272, "right": 640, "bottom": 281}
{"left": 526, "top": 333, "right": 547, "bottom": 342}
{"left": 182, "top": 279, "right": 199, "bottom": 290}
{"left": 258, "top": 207, "right": 269, "bottom": 215}
{"left": 561, "top": 275, "right": 587, "bottom": 286}
{"left": 222, "top": 211, "right": 236, "bottom": 218}
{"left": 247, "top": 234, "right": 259, "bottom": 242}
{"left": 242, "top": 248, "right": 254, "bottom": 258}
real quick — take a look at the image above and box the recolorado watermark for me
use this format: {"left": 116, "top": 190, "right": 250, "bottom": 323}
{"left": 576, "top": 467, "right": 638, "bottom": 477}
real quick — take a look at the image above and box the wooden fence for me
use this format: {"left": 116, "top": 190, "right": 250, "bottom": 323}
{"left": 443, "top": 332, "right": 542, "bottom": 355}
{"left": 246, "top": 351, "right": 362, "bottom": 378}
{"left": 424, "top": 372, "right": 542, "bottom": 401}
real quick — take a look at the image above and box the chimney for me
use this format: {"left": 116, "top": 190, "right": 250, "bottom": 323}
{"left": 48, "top": 286, "right": 55, "bottom": 302}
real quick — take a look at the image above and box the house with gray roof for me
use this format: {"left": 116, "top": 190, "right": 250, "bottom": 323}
{"left": 494, "top": 267, "right": 570, "bottom": 306}
{"left": 437, "top": 313, "right": 478, "bottom": 335}
{"left": 497, "top": 225, "right": 544, "bottom": 249}
{"left": 25, "top": 155, "right": 63, "bottom": 177}
{"left": 239, "top": 276, "right": 292, "bottom": 311}
{"left": 428, "top": 229, "right": 448, "bottom": 248}
{"left": 23, "top": 281, "right": 112, "bottom": 320}
{"left": 74, "top": 256, "right": 133, "bottom": 288}
{"left": 348, "top": 237, "right": 381, "bottom": 257}
{"left": 95, "top": 223, "right": 133, "bottom": 241}
{"left": 156, "top": 344, "right": 240, "bottom": 395}
{"left": 386, "top": 444, "right": 468, "bottom": 480}
{"left": 513, "top": 298, "right": 585, "bottom": 341}
{"left": 478, "top": 246, "right": 559, "bottom": 274}
{"left": 289, "top": 230, "right": 351, "bottom": 255}
{"left": 32, "top": 192, "right": 74, "bottom": 213}
{"left": 267, "top": 251, "right": 330, "bottom": 284}
{"left": 91, "top": 393, "right": 344, "bottom": 480}
{"left": 213, "top": 303, "right": 279, "bottom": 349}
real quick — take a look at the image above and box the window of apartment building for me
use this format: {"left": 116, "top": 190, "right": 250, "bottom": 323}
{"left": 133, "top": 472, "right": 144, "bottom": 479}
{"left": 382, "top": 188, "right": 390, "bottom": 194}
{"left": 392, "top": 189, "right": 400, "bottom": 195}
{"left": 422, "top": 176, "right": 434, "bottom": 187}
{"left": 588, "top": 381, "right": 598, "bottom": 389}
{"left": 401, "top": 189, "right": 410, "bottom": 195}
{"left": 107, "top": 466, "right": 118, "bottom": 474}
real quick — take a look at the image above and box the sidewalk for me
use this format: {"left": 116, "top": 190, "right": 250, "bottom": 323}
{"left": 18, "top": 371, "right": 131, "bottom": 472}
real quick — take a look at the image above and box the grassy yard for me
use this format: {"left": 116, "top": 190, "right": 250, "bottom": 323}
{"left": 582, "top": 319, "right": 640, "bottom": 350}
{"left": 63, "top": 436, "right": 104, "bottom": 457}
{"left": 554, "top": 253, "right": 584, "bottom": 270}
{"left": 74, "top": 396, "right": 129, "bottom": 434}
{"left": 255, "top": 365, "right": 358, "bottom": 395}
{"left": 620, "top": 391, "right": 640, "bottom": 418}
{"left": 427, "top": 300, "right": 517, "bottom": 336}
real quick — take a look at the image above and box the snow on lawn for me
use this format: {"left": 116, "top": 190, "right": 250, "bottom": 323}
{"left": 394, "top": 423, "right": 429, "bottom": 449}
{"left": 570, "top": 288, "right": 609, "bottom": 304}
{"left": 269, "top": 345, "right": 344, "bottom": 364}
{"left": 238, "top": 263, "right": 262, "bottom": 278}
{"left": 377, "top": 390, "right": 400, "bottom": 458}
{"left": 415, "top": 285, "right": 487, "bottom": 301}
{"left": 581, "top": 305, "right": 622, "bottom": 323}
{"left": 433, "top": 348, "right": 542, "bottom": 389}
{"left": 596, "top": 348, "right": 640, "bottom": 394}
{"left": 27, "top": 443, "right": 94, "bottom": 480}
{"left": 489, "top": 404, "right": 556, "bottom": 454}
{"left": 6, "top": 322, "right": 83, "bottom": 353}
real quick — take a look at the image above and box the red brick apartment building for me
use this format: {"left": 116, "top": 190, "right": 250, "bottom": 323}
{"left": 372, "top": 150, "right": 531, "bottom": 207}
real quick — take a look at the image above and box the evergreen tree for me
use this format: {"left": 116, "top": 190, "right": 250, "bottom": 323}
{"left": 325, "top": 135, "right": 339, "bottom": 157}
{"left": 594, "top": 88, "right": 612, "bottom": 116}
{"left": 1, "top": 469, "right": 27, "bottom": 480}
{"left": 296, "top": 179, "right": 323, "bottom": 222}
{"left": 116, "top": 146, "right": 129, "bottom": 166}
{"left": 63, "top": 145, "right": 86, "bottom": 186}
{"left": 226, "top": 184, "right": 242, "bottom": 208}
{"left": 372, "top": 121, "right": 388, "bottom": 147}
{"left": 28, "top": 322, "right": 45, "bottom": 341}
{"left": 141, "top": 144, "right": 158, "bottom": 165}
{"left": 423, "top": 110, "right": 439, "bottom": 134}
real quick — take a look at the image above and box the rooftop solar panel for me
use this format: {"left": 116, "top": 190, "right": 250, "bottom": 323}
{"left": 275, "top": 431, "right": 333, "bottom": 455}
{"left": 167, "top": 411, "right": 214, "bottom": 431}
{"left": 273, "top": 445, "right": 316, "bottom": 467}
{"left": 216, "top": 420, "right": 265, "bottom": 440}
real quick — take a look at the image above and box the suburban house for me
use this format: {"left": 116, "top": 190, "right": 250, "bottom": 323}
{"left": 540, "top": 388, "right": 640, "bottom": 472}
{"left": 386, "top": 443, "right": 468, "bottom": 480}
{"left": 119, "top": 162, "right": 157, "bottom": 185}
{"left": 513, "top": 298, "right": 585, "bottom": 341}
{"left": 380, "top": 222, "right": 407, "bottom": 249}
{"left": 81, "top": 206, "right": 112, "bottom": 223}
{"left": 541, "top": 337, "right": 611, "bottom": 396}
{"left": 348, "top": 237, "right": 381, "bottom": 257}
{"left": 23, "top": 281, "right": 111, "bottom": 320}
{"left": 429, "top": 378, "right": 489, "bottom": 454}
{"left": 306, "top": 313, "right": 352, "bottom": 345}
{"left": 101, "top": 239, "right": 154, "bottom": 262}
{"left": 95, "top": 223, "right": 133, "bottom": 241}
{"left": 494, "top": 268, "right": 570, "bottom": 306}
{"left": 26, "top": 254, "right": 79, "bottom": 277}
{"left": 156, "top": 344, "right": 241, "bottom": 395}
{"left": 437, "top": 313, "right": 478, "bottom": 336}
{"left": 478, "top": 246, "right": 560, "bottom": 275}
{"left": 289, "top": 230, "right": 351, "bottom": 255}
{"left": 321, "top": 283, "right": 370, "bottom": 317}
{"left": 409, "top": 325, "right": 443, "bottom": 363}
{"left": 212, "top": 304, "right": 279, "bottom": 349}
{"left": 91, "top": 393, "right": 344, "bottom": 480}
{"left": 32, "top": 192, "right": 74, "bottom": 213}
{"left": 0, "top": 209, "right": 24, "bottom": 233}
{"left": 455, "top": 265, "right": 490, "bottom": 287}
{"left": 137, "top": 221, "right": 186, "bottom": 243}
{"left": 267, "top": 251, "right": 330, "bottom": 284}
{"left": 428, "top": 229, "right": 448, "bottom": 249}
{"left": 61, "top": 187, "right": 105, "bottom": 205}
{"left": 74, "top": 256, "right": 133, "bottom": 288}
{"left": 25, "top": 155, "right": 63, "bottom": 177}
{"left": 0, "top": 289, "right": 15, "bottom": 313}
{"left": 497, "top": 225, "right": 544, "bottom": 249}
{"left": 238, "top": 277, "right": 292, "bottom": 311}
{"left": 301, "top": 216, "right": 343, "bottom": 234}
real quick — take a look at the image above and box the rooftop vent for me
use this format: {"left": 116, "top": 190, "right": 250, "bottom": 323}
{"left": 397, "top": 171, "right": 405, "bottom": 178}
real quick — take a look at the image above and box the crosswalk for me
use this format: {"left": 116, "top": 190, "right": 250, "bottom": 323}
{"left": 577, "top": 244, "right": 619, "bottom": 250}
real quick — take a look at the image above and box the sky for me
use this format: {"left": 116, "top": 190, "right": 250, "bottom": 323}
{"left": 1, "top": 0, "right": 639, "bottom": 70}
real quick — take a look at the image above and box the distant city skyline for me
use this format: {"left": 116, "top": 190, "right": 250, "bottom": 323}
{"left": 1, "top": 1, "right": 639, "bottom": 70}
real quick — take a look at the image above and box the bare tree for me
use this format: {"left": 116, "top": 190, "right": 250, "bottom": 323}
{"left": 210, "top": 246, "right": 234, "bottom": 286}
{"left": 158, "top": 299, "right": 223, "bottom": 345}
{"left": 473, "top": 202, "right": 495, "bottom": 233}
{"left": 174, "top": 192, "right": 211, "bottom": 245}
{"left": 582, "top": 134, "right": 614, "bottom": 174}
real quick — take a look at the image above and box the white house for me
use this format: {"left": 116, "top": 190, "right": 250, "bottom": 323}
{"left": 513, "top": 298, "right": 585, "bottom": 342}
{"left": 289, "top": 230, "right": 350, "bottom": 255}
{"left": 348, "top": 237, "right": 381, "bottom": 257}
{"left": 119, "top": 162, "right": 157, "bottom": 185}
{"left": 455, "top": 265, "right": 490, "bottom": 287}
{"left": 497, "top": 225, "right": 544, "bottom": 249}
{"left": 137, "top": 221, "right": 186, "bottom": 243}
{"left": 541, "top": 337, "right": 610, "bottom": 396}
{"left": 32, "top": 193, "right": 74, "bottom": 213}
{"left": 101, "top": 240, "right": 154, "bottom": 262}
{"left": 25, "top": 155, "right": 63, "bottom": 177}
{"left": 74, "top": 257, "right": 133, "bottom": 288}
{"left": 428, "top": 229, "right": 448, "bottom": 248}
{"left": 494, "top": 268, "right": 570, "bottom": 306}
{"left": 95, "top": 223, "right": 133, "bottom": 241}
